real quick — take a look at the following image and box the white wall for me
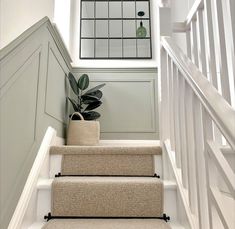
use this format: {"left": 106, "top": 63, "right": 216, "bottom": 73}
{"left": 171, "top": 0, "right": 196, "bottom": 53}
{"left": 54, "top": 0, "right": 158, "bottom": 68}
{"left": 0, "top": 0, "right": 55, "bottom": 48}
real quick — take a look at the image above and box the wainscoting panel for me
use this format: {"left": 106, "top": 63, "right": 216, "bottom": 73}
{"left": 0, "top": 19, "right": 71, "bottom": 229}
{"left": 45, "top": 43, "right": 68, "bottom": 123}
{"left": 72, "top": 68, "right": 158, "bottom": 139}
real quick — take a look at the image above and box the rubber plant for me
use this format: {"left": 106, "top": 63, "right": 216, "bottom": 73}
{"left": 67, "top": 72, "right": 105, "bottom": 120}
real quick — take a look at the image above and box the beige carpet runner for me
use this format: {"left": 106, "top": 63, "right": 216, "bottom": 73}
{"left": 50, "top": 145, "right": 161, "bottom": 176}
{"left": 43, "top": 143, "right": 170, "bottom": 228}
{"left": 51, "top": 177, "right": 163, "bottom": 217}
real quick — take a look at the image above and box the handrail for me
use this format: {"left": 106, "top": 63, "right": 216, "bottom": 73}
{"left": 161, "top": 36, "right": 235, "bottom": 149}
{"left": 185, "top": 0, "right": 204, "bottom": 29}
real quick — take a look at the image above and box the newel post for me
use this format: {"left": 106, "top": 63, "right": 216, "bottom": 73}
{"left": 157, "top": 0, "right": 172, "bottom": 179}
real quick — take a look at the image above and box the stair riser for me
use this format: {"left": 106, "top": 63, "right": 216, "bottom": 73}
{"left": 51, "top": 178, "right": 163, "bottom": 217}
{"left": 49, "top": 155, "right": 162, "bottom": 178}
{"left": 36, "top": 185, "right": 176, "bottom": 222}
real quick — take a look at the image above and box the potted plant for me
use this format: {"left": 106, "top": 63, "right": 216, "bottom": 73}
{"left": 67, "top": 72, "right": 105, "bottom": 120}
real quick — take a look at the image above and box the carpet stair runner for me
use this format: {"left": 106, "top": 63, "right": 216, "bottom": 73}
{"left": 43, "top": 144, "right": 171, "bottom": 228}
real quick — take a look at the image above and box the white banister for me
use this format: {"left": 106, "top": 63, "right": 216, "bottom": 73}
{"left": 160, "top": 36, "right": 235, "bottom": 229}
{"left": 190, "top": 20, "right": 199, "bottom": 67}
{"left": 193, "top": 97, "right": 210, "bottom": 229}
{"left": 173, "top": 65, "right": 181, "bottom": 168}
{"left": 207, "top": 141, "right": 235, "bottom": 196}
{"left": 184, "top": 83, "right": 198, "bottom": 217}
{"left": 186, "top": 30, "right": 192, "bottom": 59}
{"left": 161, "top": 37, "right": 235, "bottom": 149}
{"left": 185, "top": 0, "right": 203, "bottom": 30}
{"left": 196, "top": 9, "right": 206, "bottom": 76}
{"left": 159, "top": 2, "right": 235, "bottom": 228}
{"left": 178, "top": 75, "right": 189, "bottom": 189}
{"left": 203, "top": 0, "right": 218, "bottom": 88}
{"left": 168, "top": 56, "right": 176, "bottom": 151}
{"left": 213, "top": 0, "right": 231, "bottom": 104}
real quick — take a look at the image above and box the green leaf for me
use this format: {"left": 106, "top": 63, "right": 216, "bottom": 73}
{"left": 78, "top": 74, "right": 89, "bottom": 90}
{"left": 84, "top": 83, "right": 105, "bottom": 95}
{"left": 67, "top": 72, "right": 79, "bottom": 95}
{"left": 85, "top": 90, "right": 103, "bottom": 99}
{"left": 82, "top": 111, "right": 101, "bottom": 120}
{"left": 85, "top": 101, "right": 102, "bottom": 111}
{"left": 82, "top": 95, "right": 100, "bottom": 104}
{"left": 67, "top": 97, "right": 79, "bottom": 111}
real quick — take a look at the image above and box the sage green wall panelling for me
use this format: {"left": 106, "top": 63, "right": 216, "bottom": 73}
{"left": 72, "top": 68, "right": 159, "bottom": 140}
{"left": 0, "top": 20, "right": 70, "bottom": 229}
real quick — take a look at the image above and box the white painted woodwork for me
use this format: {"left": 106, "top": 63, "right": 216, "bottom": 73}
{"left": 185, "top": 0, "right": 203, "bottom": 30}
{"left": 8, "top": 127, "right": 57, "bottom": 229}
{"left": 160, "top": 11, "right": 235, "bottom": 228}
{"left": 200, "top": 0, "right": 218, "bottom": 87}
{"left": 192, "top": 96, "right": 210, "bottom": 229}
{"left": 222, "top": 0, "right": 235, "bottom": 108}
{"left": 196, "top": 9, "right": 206, "bottom": 76}
{"left": 190, "top": 20, "right": 199, "bottom": 67}
{"left": 160, "top": 1, "right": 235, "bottom": 228}
{"left": 207, "top": 141, "right": 235, "bottom": 196}
{"left": 164, "top": 140, "right": 195, "bottom": 229}
{"left": 168, "top": 57, "right": 175, "bottom": 151}
{"left": 212, "top": 0, "right": 231, "bottom": 104}
{"left": 178, "top": 75, "right": 188, "bottom": 189}
{"left": 157, "top": 4, "right": 171, "bottom": 181}
{"left": 172, "top": 66, "right": 181, "bottom": 168}
{"left": 186, "top": 30, "right": 192, "bottom": 59}
{"left": 161, "top": 37, "right": 235, "bottom": 149}
{"left": 184, "top": 84, "right": 198, "bottom": 217}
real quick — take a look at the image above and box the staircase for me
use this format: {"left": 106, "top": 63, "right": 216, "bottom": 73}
{"left": 27, "top": 140, "right": 183, "bottom": 229}
{"left": 1, "top": 1, "right": 235, "bottom": 229}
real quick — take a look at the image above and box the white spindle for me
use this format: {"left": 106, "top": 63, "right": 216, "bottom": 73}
{"left": 168, "top": 57, "right": 175, "bottom": 150}
{"left": 173, "top": 65, "right": 181, "bottom": 168}
{"left": 190, "top": 20, "right": 199, "bottom": 66}
{"left": 184, "top": 83, "right": 198, "bottom": 216}
{"left": 196, "top": 9, "right": 207, "bottom": 76}
{"left": 178, "top": 75, "right": 189, "bottom": 189}
{"left": 193, "top": 96, "right": 210, "bottom": 229}
{"left": 159, "top": 48, "right": 171, "bottom": 180}
{"left": 204, "top": 0, "right": 222, "bottom": 145}
{"left": 222, "top": 0, "right": 235, "bottom": 108}
{"left": 186, "top": 29, "right": 192, "bottom": 59}
{"left": 202, "top": 110, "right": 214, "bottom": 229}
{"left": 204, "top": 0, "right": 218, "bottom": 87}
{"left": 213, "top": 0, "right": 231, "bottom": 104}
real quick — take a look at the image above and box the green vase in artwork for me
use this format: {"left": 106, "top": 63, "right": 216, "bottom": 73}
{"left": 136, "top": 11, "right": 147, "bottom": 38}
{"left": 136, "top": 21, "right": 147, "bottom": 38}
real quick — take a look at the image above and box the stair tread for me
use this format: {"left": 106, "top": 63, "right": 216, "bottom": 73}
{"left": 42, "top": 219, "right": 171, "bottom": 229}
{"left": 50, "top": 141, "right": 162, "bottom": 155}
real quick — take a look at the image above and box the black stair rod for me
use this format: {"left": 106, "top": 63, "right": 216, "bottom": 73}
{"left": 55, "top": 172, "right": 160, "bottom": 178}
{"left": 44, "top": 213, "right": 170, "bottom": 222}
